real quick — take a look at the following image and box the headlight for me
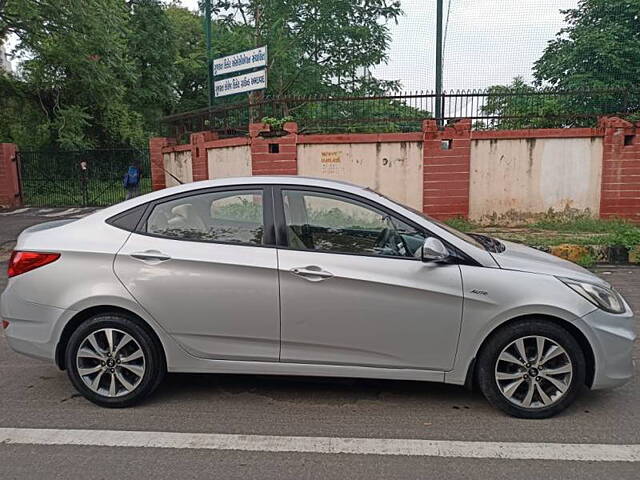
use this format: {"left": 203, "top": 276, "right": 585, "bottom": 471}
{"left": 558, "top": 277, "right": 626, "bottom": 314}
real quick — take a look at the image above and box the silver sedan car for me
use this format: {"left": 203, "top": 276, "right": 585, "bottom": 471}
{"left": 1, "top": 177, "right": 635, "bottom": 418}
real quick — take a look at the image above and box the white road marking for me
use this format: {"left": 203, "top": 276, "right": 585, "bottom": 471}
{"left": 0, "top": 428, "right": 638, "bottom": 462}
{"left": 42, "top": 208, "right": 83, "bottom": 218}
{"left": 0, "top": 208, "right": 30, "bottom": 216}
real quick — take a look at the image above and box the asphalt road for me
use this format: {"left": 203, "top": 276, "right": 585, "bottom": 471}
{"left": 0, "top": 209, "right": 639, "bottom": 479}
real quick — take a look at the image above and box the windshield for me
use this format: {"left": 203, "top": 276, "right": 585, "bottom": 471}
{"left": 364, "top": 188, "right": 485, "bottom": 250}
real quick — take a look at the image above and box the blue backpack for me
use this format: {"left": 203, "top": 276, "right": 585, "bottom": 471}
{"left": 123, "top": 166, "right": 140, "bottom": 188}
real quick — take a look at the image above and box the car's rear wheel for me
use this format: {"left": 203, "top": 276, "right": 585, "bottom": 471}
{"left": 477, "top": 319, "right": 586, "bottom": 419}
{"left": 65, "top": 313, "right": 165, "bottom": 407}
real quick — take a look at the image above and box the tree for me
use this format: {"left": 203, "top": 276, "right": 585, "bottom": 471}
{"left": 479, "top": 77, "right": 564, "bottom": 130}
{"left": 482, "top": 0, "right": 640, "bottom": 129}
{"left": 533, "top": 0, "right": 640, "bottom": 91}
{"left": 1, "top": 0, "right": 145, "bottom": 149}
{"left": 214, "top": 0, "right": 403, "bottom": 97}
{"left": 0, "top": 0, "right": 412, "bottom": 147}
{"left": 126, "top": 0, "right": 178, "bottom": 134}
{"left": 166, "top": 5, "right": 250, "bottom": 113}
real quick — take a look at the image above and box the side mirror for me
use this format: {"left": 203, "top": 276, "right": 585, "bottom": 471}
{"left": 421, "top": 237, "right": 449, "bottom": 263}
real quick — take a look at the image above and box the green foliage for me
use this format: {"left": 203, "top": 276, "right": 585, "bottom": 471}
{"left": 482, "top": 0, "right": 640, "bottom": 128}
{"left": 261, "top": 115, "right": 294, "bottom": 131}
{"left": 533, "top": 0, "right": 640, "bottom": 91}
{"left": 215, "top": 197, "right": 263, "bottom": 223}
{"left": 479, "top": 77, "right": 567, "bottom": 130}
{"left": 126, "top": 0, "right": 179, "bottom": 136}
{"left": 575, "top": 253, "right": 597, "bottom": 268}
{"left": 307, "top": 207, "right": 384, "bottom": 230}
{"left": 0, "top": 0, "right": 150, "bottom": 148}
{"left": 470, "top": 213, "right": 640, "bottom": 249}
{"left": 610, "top": 228, "right": 640, "bottom": 249}
{"left": 214, "top": 0, "right": 402, "bottom": 97}
{"left": 444, "top": 216, "right": 477, "bottom": 233}
{"left": 0, "top": 0, "right": 409, "bottom": 147}
{"left": 532, "top": 218, "right": 625, "bottom": 234}
{"left": 22, "top": 177, "right": 152, "bottom": 207}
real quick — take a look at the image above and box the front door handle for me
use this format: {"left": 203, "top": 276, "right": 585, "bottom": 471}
{"left": 131, "top": 250, "right": 172, "bottom": 263}
{"left": 290, "top": 266, "right": 334, "bottom": 281}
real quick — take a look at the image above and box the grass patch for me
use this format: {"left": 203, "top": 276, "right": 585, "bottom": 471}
{"left": 444, "top": 215, "right": 640, "bottom": 248}
{"left": 443, "top": 217, "right": 478, "bottom": 233}
{"left": 575, "top": 253, "right": 597, "bottom": 268}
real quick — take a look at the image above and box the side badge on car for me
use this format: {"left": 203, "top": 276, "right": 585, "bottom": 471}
{"left": 470, "top": 289, "right": 488, "bottom": 296}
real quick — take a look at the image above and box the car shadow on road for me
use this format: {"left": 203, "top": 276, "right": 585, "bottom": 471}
{"left": 146, "top": 371, "right": 629, "bottom": 420}
{"left": 151, "top": 372, "right": 496, "bottom": 408}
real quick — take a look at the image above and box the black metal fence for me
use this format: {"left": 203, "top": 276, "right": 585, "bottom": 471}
{"left": 19, "top": 149, "right": 152, "bottom": 207}
{"left": 161, "top": 88, "right": 640, "bottom": 141}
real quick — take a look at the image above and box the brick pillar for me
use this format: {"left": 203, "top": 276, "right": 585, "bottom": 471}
{"left": 190, "top": 131, "right": 219, "bottom": 182}
{"left": 0, "top": 143, "right": 21, "bottom": 208}
{"left": 149, "top": 137, "right": 176, "bottom": 191}
{"left": 250, "top": 122, "right": 298, "bottom": 175}
{"left": 422, "top": 119, "right": 472, "bottom": 219}
{"left": 599, "top": 117, "right": 640, "bottom": 221}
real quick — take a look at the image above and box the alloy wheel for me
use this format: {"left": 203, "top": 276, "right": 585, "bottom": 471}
{"left": 75, "top": 328, "right": 146, "bottom": 398}
{"left": 494, "top": 335, "right": 573, "bottom": 409}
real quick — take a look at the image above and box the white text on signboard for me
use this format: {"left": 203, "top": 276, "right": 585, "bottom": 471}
{"left": 213, "top": 46, "right": 267, "bottom": 77}
{"left": 214, "top": 69, "right": 267, "bottom": 98}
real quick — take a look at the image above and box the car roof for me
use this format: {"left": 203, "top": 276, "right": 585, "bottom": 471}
{"left": 96, "top": 176, "right": 366, "bottom": 217}
{"left": 188, "top": 176, "right": 363, "bottom": 189}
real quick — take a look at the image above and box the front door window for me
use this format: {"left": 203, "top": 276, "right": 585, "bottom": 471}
{"left": 282, "top": 190, "right": 426, "bottom": 258}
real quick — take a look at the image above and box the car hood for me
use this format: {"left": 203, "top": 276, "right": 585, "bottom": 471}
{"left": 490, "top": 239, "right": 609, "bottom": 287}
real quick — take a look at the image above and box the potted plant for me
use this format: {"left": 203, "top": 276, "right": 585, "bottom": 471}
{"left": 260, "top": 116, "right": 294, "bottom": 137}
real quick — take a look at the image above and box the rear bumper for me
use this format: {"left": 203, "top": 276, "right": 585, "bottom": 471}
{"left": 582, "top": 306, "right": 636, "bottom": 390}
{"left": 1, "top": 286, "right": 66, "bottom": 363}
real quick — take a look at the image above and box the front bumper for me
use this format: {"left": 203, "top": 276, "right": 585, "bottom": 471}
{"left": 582, "top": 305, "right": 636, "bottom": 390}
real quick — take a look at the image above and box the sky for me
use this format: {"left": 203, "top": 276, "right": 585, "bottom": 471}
{"left": 5, "top": 0, "right": 578, "bottom": 91}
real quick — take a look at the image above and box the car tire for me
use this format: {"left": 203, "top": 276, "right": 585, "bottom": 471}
{"left": 65, "top": 313, "right": 165, "bottom": 408}
{"left": 477, "top": 319, "right": 586, "bottom": 419}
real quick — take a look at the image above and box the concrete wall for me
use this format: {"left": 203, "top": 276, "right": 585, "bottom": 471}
{"left": 151, "top": 119, "right": 640, "bottom": 222}
{"left": 163, "top": 150, "right": 193, "bottom": 187}
{"left": 207, "top": 145, "right": 251, "bottom": 179}
{"left": 469, "top": 137, "right": 603, "bottom": 222}
{"left": 297, "top": 142, "right": 424, "bottom": 211}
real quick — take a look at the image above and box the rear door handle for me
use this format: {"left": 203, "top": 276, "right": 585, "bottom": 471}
{"left": 131, "top": 251, "right": 171, "bottom": 262}
{"left": 290, "top": 266, "right": 334, "bottom": 281}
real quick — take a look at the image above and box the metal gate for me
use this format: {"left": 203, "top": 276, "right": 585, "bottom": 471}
{"left": 18, "top": 149, "right": 151, "bottom": 207}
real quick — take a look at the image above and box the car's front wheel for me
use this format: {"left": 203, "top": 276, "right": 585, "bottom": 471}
{"left": 477, "top": 319, "right": 586, "bottom": 419}
{"left": 65, "top": 313, "right": 165, "bottom": 407}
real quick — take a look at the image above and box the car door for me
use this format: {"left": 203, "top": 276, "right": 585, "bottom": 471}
{"left": 114, "top": 186, "right": 281, "bottom": 362}
{"left": 275, "top": 187, "right": 464, "bottom": 371}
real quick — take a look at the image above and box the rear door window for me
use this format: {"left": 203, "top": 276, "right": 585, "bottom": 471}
{"left": 146, "top": 189, "right": 264, "bottom": 245}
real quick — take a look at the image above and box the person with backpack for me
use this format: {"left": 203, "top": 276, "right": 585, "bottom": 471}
{"left": 123, "top": 162, "right": 142, "bottom": 200}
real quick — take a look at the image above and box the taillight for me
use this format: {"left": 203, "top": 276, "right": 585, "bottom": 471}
{"left": 7, "top": 251, "right": 61, "bottom": 278}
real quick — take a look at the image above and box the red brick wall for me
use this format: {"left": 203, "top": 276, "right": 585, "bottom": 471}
{"left": 250, "top": 122, "right": 298, "bottom": 175}
{"left": 190, "top": 131, "right": 218, "bottom": 182}
{"left": 149, "top": 137, "right": 176, "bottom": 191}
{"left": 600, "top": 117, "right": 640, "bottom": 221}
{"left": 152, "top": 116, "right": 640, "bottom": 222}
{"left": 0, "top": 143, "right": 21, "bottom": 208}
{"left": 422, "top": 119, "right": 472, "bottom": 219}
